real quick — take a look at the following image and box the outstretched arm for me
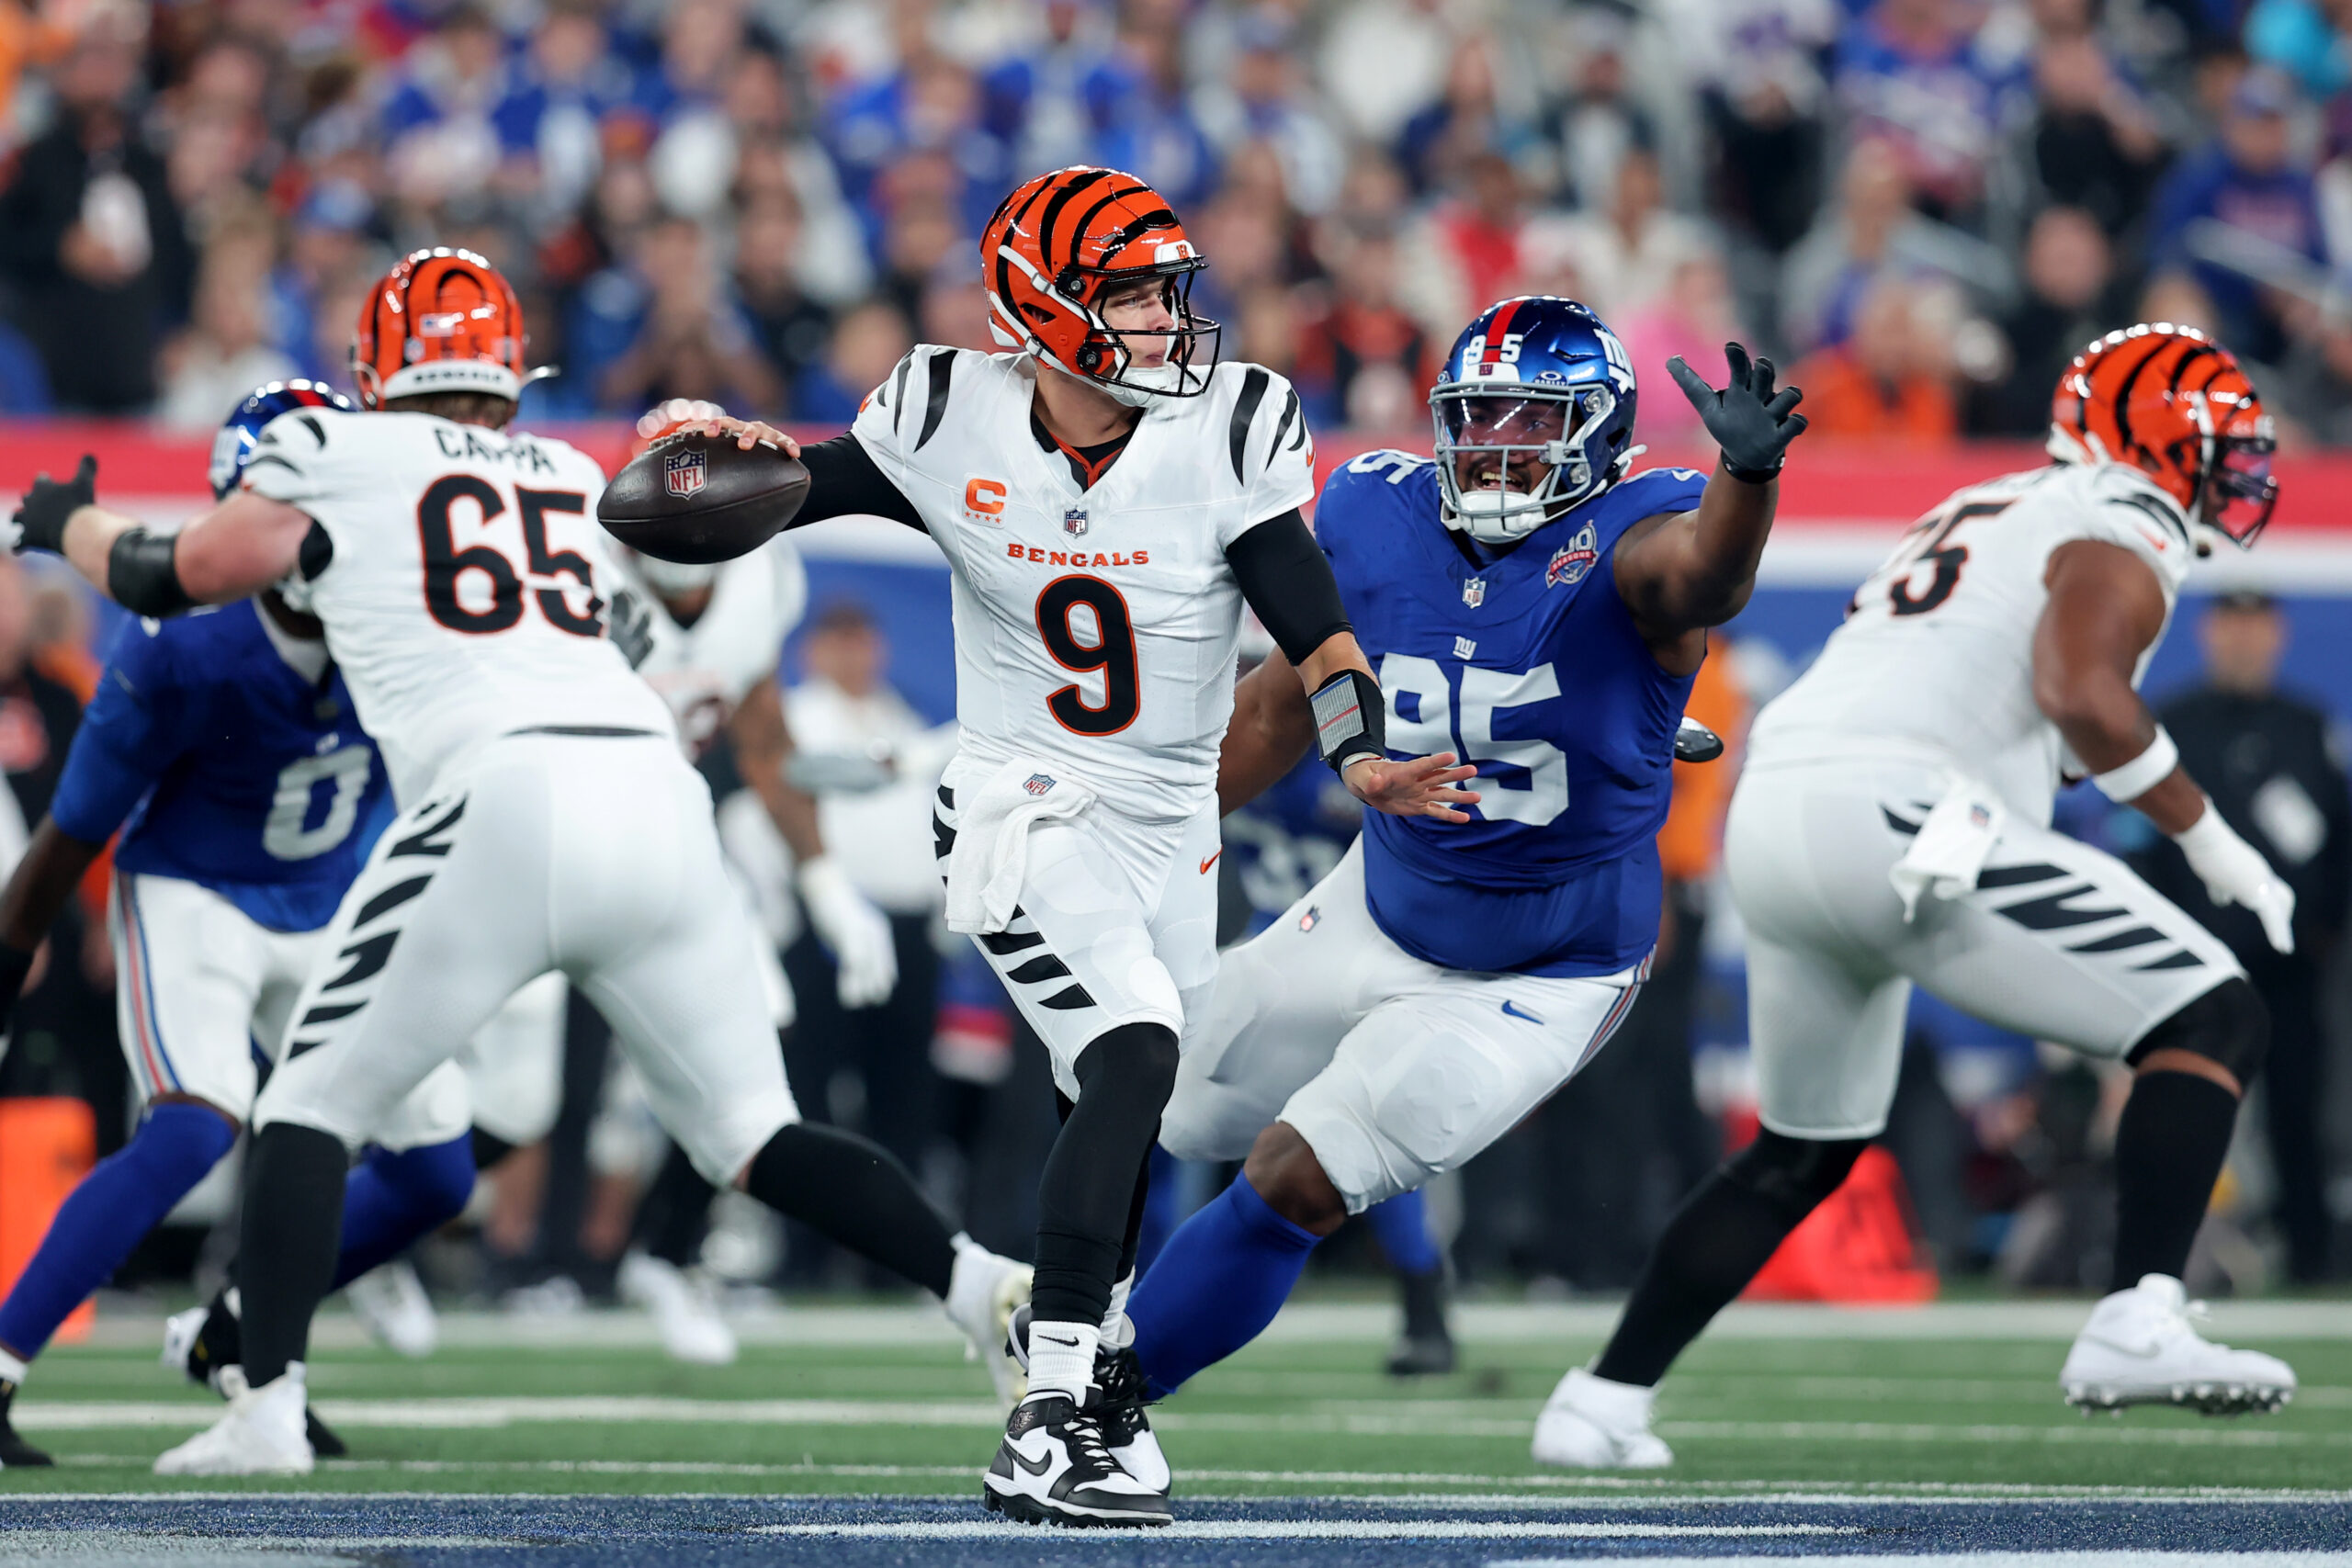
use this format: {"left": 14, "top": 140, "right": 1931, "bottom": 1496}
{"left": 14, "top": 456, "right": 311, "bottom": 611}
{"left": 1612, "top": 344, "right": 1808, "bottom": 672}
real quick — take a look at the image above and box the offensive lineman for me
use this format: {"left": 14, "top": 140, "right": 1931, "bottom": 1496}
{"left": 691, "top": 165, "right": 1472, "bottom": 1526}
{"left": 1536, "top": 323, "right": 2299, "bottom": 1470}
{"left": 8, "top": 248, "right": 1025, "bottom": 1475}
{"left": 1120, "top": 299, "right": 1809, "bottom": 1413}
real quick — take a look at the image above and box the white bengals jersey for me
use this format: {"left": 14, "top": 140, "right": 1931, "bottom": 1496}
{"left": 1749, "top": 460, "right": 2196, "bottom": 826}
{"left": 243, "top": 408, "right": 672, "bottom": 804}
{"left": 851, "top": 349, "right": 1316, "bottom": 821}
{"left": 617, "top": 541, "right": 808, "bottom": 755}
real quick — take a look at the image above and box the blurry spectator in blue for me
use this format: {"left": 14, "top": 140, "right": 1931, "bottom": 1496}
{"left": 2027, "top": 0, "right": 2170, "bottom": 239}
{"left": 1396, "top": 35, "right": 1548, "bottom": 200}
{"left": 380, "top": 3, "right": 513, "bottom": 216}
{"left": 1293, "top": 221, "right": 1428, "bottom": 431}
{"left": 1969, "top": 205, "right": 2126, "bottom": 434}
{"left": 828, "top": 39, "right": 1009, "bottom": 257}
{"left": 2149, "top": 67, "right": 2327, "bottom": 366}
{"left": 731, "top": 193, "right": 835, "bottom": 391}
{"left": 652, "top": 27, "right": 801, "bottom": 222}
{"left": 632, "top": 0, "right": 741, "bottom": 130}
{"left": 492, "top": 0, "right": 630, "bottom": 228}
{"left": 2245, "top": 0, "right": 2352, "bottom": 102}
{"left": 1091, "top": 17, "right": 1218, "bottom": 211}
{"left": 1543, "top": 8, "right": 1659, "bottom": 214}
{"left": 1195, "top": 6, "right": 1344, "bottom": 217}
{"left": 1688, "top": 0, "right": 1838, "bottom": 254}
{"left": 1781, "top": 136, "right": 2011, "bottom": 353}
{"left": 1834, "top": 0, "right": 2032, "bottom": 222}
{"left": 0, "top": 323, "right": 51, "bottom": 413}
{"left": 980, "top": 0, "right": 1129, "bottom": 174}
{"left": 0, "top": 15, "right": 194, "bottom": 412}
{"left": 589, "top": 215, "right": 783, "bottom": 414}
{"left": 873, "top": 151, "right": 972, "bottom": 321}
{"left": 793, "top": 296, "right": 912, "bottom": 422}
{"left": 268, "top": 181, "right": 376, "bottom": 385}
{"left": 729, "top": 138, "right": 875, "bottom": 311}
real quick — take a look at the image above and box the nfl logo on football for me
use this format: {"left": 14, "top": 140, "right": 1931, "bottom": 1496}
{"left": 1023, "top": 773, "right": 1056, "bottom": 796}
{"left": 1063, "top": 507, "right": 1089, "bottom": 538}
{"left": 663, "top": 448, "right": 707, "bottom": 501}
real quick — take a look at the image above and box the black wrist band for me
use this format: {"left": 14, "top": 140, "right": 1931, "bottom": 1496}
{"left": 1724, "top": 457, "right": 1782, "bottom": 485}
{"left": 1312, "top": 668, "right": 1386, "bottom": 776}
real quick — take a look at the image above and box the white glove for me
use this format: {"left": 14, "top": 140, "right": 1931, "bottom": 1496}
{"left": 2174, "top": 802, "right": 2296, "bottom": 954}
{"left": 797, "top": 855, "right": 899, "bottom": 1008}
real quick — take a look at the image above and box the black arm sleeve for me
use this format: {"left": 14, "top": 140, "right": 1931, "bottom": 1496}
{"left": 792, "top": 434, "right": 926, "bottom": 533}
{"left": 107, "top": 528, "right": 199, "bottom": 617}
{"left": 1226, "top": 509, "right": 1352, "bottom": 666}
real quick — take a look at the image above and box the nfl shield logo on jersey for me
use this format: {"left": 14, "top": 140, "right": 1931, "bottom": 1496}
{"left": 1546, "top": 524, "right": 1599, "bottom": 587}
{"left": 1462, "top": 577, "right": 1487, "bottom": 608}
{"left": 1023, "top": 773, "right": 1056, "bottom": 796}
{"left": 1063, "top": 507, "right": 1089, "bottom": 537}
{"left": 664, "top": 447, "right": 707, "bottom": 501}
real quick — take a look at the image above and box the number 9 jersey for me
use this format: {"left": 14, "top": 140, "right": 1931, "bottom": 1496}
{"left": 1317, "top": 449, "right": 1709, "bottom": 978}
{"left": 241, "top": 408, "right": 673, "bottom": 804}
{"left": 850, "top": 349, "right": 1315, "bottom": 822}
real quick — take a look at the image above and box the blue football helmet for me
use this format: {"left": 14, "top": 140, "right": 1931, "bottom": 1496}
{"left": 209, "top": 379, "right": 353, "bottom": 500}
{"left": 1430, "top": 297, "right": 1639, "bottom": 545}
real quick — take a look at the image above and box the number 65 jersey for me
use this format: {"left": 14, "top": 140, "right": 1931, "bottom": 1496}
{"left": 1748, "top": 461, "right": 2194, "bottom": 828}
{"left": 242, "top": 408, "right": 674, "bottom": 805}
{"left": 850, "top": 349, "right": 1315, "bottom": 822}
{"left": 1317, "top": 450, "right": 1708, "bottom": 979}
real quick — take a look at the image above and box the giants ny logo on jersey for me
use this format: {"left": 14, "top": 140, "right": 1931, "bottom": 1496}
{"left": 664, "top": 447, "right": 707, "bottom": 500}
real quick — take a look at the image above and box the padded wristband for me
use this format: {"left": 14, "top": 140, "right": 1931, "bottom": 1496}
{"left": 1311, "top": 668, "right": 1385, "bottom": 775}
{"left": 2092, "top": 727, "right": 2178, "bottom": 803}
{"left": 106, "top": 528, "right": 198, "bottom": 617}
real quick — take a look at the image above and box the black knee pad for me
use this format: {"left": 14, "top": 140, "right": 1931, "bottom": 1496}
{"left": 2127, "top": 976, "right": 2269, "bottom": 1085}
{"left": 1721, "top": 1130, "right": 1869, "bottom": 1220}
{"left": 1072, "top": 1021, "right": 1182, "bottom": 1108}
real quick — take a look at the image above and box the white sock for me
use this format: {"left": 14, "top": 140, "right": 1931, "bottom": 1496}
{"left": 1023, "top": 1320, "right": 1100, "bottom": 1403}
{"left": 0, "top": 1348, "right": 28, "bottom": 1385}
{"left": 1101, "top": 1271, "right": 1135, "bottom": 1348}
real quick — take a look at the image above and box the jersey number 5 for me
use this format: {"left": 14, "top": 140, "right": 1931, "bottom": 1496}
{"left": 1035, "top": 576, "right": 1140, "bottom": 736}
{"left": 1382, "top": 655, "right": 1568, "bottom": 825}
{"left": 418, "top": 478, "right": 604, "bottom": 637}
{"left": 1882, "top": 498, "right": 2015, "bottom": 617}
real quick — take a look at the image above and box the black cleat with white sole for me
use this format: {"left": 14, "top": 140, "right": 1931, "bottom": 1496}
{"left": 983, "top": 1393, "right": 1171, "bottom": 1528}
{"left": 1004, "top": 1303, "right": 1168, "bottom": 1492}
{"left": 0, "top": 1380, "right": 53, "bottom": 1467}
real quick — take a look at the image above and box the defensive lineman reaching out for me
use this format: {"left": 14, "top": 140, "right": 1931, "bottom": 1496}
{"left": 9, "top": 248, "right": 1027, "bottom": 1476}
{"left": 686, "top": 164, "right": 1471, "bottom": 1527}
{"left": 1538, "top": 323, "right": 2298, "bottom": 1470}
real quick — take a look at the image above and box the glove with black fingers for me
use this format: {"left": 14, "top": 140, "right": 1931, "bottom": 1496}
{"left": 606, "top": 586, "right": 656, "bottom": 669}
{"left": 1667, "top": 344, "right": 1807, "bottom": 482}
{"left": 10, "top": 455, "right": 97, "bottom": 555}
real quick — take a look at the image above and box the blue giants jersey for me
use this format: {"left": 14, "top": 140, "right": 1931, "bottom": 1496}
{"left": 1316, "top": 451, "right": 1708, "bottom": 976}
{"left": 50, "top": 602, "right": 391, "bottom": 932}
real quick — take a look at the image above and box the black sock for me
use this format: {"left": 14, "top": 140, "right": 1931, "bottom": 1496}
{"left": 1590, "top": 1135, "right": 1861, "bottom": 1388}
{"left": 1114, "top": 1149, "right": 1153, "bottom": 1284}
{"left": 630, "top": 1141, "right": 717, "bottom": 1269}
{"left": 744, "top": 1122, "right": 956, "bottom": 1297}
{"left": 238, "top": 1124, "right": 349, "bottom": 1388}
{"left": 2110, "top": 1070, "right": 2241, "bottom": 1292}
{"left": 1034, "top": 1023, "right": 1178, "bottom": 1327}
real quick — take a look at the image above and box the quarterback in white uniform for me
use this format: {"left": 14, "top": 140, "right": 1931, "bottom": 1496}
{"left": 16, "top": 248, "right": 1023, "bottom": 1476}
{"left": 1537, "top": 324, "right": 2301, "bottom": 1471}
{"left": 697, "top": 165, "right": 1472, "bottom": 1526}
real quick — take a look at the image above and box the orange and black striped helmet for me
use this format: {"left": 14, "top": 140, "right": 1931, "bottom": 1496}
{"left": 2049, "top": 323, "right": 2278, "bottom": 547}
{"left": 353, "top": 247, "right": 533, "bottom": 412}
{"left": 981, "top": 166, "right": 1217, "bottom": 401}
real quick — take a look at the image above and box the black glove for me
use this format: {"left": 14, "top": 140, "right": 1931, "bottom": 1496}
{"left": 1667, "top": 344, "right": 1806, "bottom": 482}
{"left": 606, "top": 586, "right": 656, "bottom": 669}
{"left": 0, "top": 943, "right": 36, "bottom": 1038}
{"left": 11, "top": 455, "right": 97, "bottom": 555}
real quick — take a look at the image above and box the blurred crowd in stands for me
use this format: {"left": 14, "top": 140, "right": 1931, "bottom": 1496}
{"left": 0, "top": 0, "right": 2346, "bottom": 442}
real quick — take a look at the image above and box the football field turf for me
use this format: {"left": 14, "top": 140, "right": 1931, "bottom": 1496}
{"left": 2, "top": 1297, "right": 2346, "bottom": 1563}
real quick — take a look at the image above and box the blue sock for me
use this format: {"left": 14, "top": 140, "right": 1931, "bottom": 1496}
{"left": 1363, "top": 1188, "right": 1442, "bottom": 1278}
{"left": 328, "top": 1134, "right": 475, "bottom": 1291}
{"left": 1128, "top": 1173, "right": 1319, "bottom": 1396}
{"left": 0, "top": 1103, "right": 235, "bottom": 1362}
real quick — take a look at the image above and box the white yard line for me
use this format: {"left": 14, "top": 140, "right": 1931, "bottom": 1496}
{"left": 752, "top": 1521, "right": 1864, "bottom": 1540}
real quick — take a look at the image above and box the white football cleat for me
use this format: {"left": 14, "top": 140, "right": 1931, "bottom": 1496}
{"left": 983, "top": 1392, "right": 1171, "bottom": 1528}
{"left": 346, "top": 1260, "right": 439, "bottom": 1359}
{"left": 944, "top": 1240, "right": 1032, "bottom": 1406}
{"left": 153, "top": 1366, "right": 313, "bottom": 1476}
{"left": 1532, "top": 1367, "right": 1675, "bottom": 1469}
{"left": 2061, "top": 1273, "right": 2296, "bottom": 1416}
{"left": 617, "top": 1251, "right": 738, "bottom": 1366}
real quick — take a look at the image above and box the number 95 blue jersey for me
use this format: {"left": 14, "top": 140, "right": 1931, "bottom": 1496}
{"left": 1317, "top": 451, "right": 1708, "bottom": 977}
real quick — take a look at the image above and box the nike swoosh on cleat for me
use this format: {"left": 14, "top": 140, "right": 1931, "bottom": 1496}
{"left": 1199, "top": 850, "right": 1222, "bottom": 874}
{"left": 1007, "top": 1446, "right": 1054, "bottom": 1476}
{"left": 1500, "top": 999, "right": 1545, "bottom": 1024}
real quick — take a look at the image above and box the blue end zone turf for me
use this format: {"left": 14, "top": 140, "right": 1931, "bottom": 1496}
{"left": 3, "top": 1495, "right": 2348, "bottom": 1566}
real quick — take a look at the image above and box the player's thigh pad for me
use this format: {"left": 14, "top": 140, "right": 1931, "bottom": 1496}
{"left": 254, "top": 746, "right": 561, "bottom": 1148}
{"left": 1162, "top": 840, "right": 1378, "bottom": 1164}
{"left": 1742, "top": 931, "right": 1916, "bottom": 1139}
{"left": 552, "top": 739, "right": 798, "bottom": 1187}
{"left": 936, "top": 784, "right": 1209, "bottom": 1100}
{"left": 110, "top": 874, "right": 284, "bottom": 1116}
{"left": 458, "top": 973, "right": 570, "bottom": 1147}
{"left": 1282, "top": 955, "right": 1646, "bottom": 1214}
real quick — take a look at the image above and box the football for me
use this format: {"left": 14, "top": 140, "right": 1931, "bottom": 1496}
{"left": 597, "top": 431, "right": 809, "bottom": 565}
